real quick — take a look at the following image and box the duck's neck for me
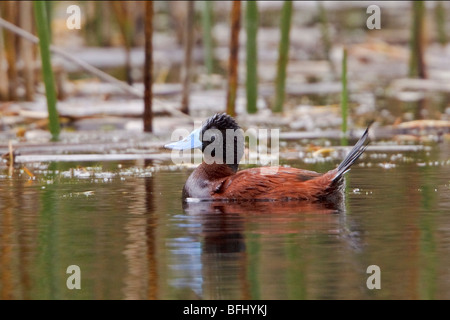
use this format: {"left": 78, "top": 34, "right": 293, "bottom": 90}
{"left": 202, "top": 151, "right": 240, "bottom": 174}
{"left": 198, "top": 162, "right": 237, "bottom": 180}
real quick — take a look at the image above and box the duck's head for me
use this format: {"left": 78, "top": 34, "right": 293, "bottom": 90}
{"left": 165, "top": 113, "right": 244, "bottom": 172}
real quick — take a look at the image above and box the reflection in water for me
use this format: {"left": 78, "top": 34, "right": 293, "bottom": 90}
{"left": 122, "top": 178, "right": 148, "bottom": 300}
{"left": 144, "top": 172, "right": 158, "bottom": 300}
{"left": 167, "top": 200, "right": 349, "bottom": 299}
{"left": 122, "top": 160, "right": 157, "bottom": 300}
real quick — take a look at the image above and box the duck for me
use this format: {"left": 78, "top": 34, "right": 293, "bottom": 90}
{"left": 165, "top": 113, "right": 370, "bottom": 203}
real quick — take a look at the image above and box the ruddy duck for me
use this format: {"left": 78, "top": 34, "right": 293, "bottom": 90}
{"left": 165, "top": 113, "right": 370, "bottom": 203}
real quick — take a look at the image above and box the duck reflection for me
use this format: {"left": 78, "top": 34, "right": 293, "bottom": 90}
{"left": 176, "top": 199, "right": 346, "bottom": 299}
{"left": 182, "top": 199, "right": 344, "bottom": 254}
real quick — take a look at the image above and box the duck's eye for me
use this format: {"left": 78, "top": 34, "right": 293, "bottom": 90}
{"left": 203, "top": 128, "right": 221, "bottom": 144}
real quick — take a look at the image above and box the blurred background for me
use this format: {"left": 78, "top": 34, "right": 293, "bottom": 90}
{"left": 0, "top": 1, "right": 449, "bottom": 144}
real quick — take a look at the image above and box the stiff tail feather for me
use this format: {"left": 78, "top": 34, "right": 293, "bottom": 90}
{"left": 332, "top": 123, "right": 372, "bottom": 182}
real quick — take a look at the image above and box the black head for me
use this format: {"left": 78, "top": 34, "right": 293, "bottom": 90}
{"left": 200, "top": 113, "right": 244, "bottom": 172}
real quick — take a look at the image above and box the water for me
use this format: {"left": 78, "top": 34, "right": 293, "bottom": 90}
{"left": 0, "top": 143, "right": 449, "bottom": 300}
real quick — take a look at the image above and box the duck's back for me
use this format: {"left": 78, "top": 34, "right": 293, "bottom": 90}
{"left": 211, "top": 166, "right": 340, "bottom": 202}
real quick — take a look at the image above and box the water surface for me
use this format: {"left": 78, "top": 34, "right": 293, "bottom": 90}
{"left": 0, "top": 143, "right": 449, "bottom": 300}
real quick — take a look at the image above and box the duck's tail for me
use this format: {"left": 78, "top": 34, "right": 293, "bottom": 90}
{"left": 332, "top": 123, "right": 372, "bottom": 182}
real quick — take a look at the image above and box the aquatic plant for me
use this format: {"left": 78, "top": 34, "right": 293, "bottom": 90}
{"left": 341, "top": 47, "right": 348, "bottom": 146}
{"left": 246, "top": 1, "right": 258, "bottom": 114}
{"left": 273, "top": 0, "right": 293, "bottom": 113}
{"left": 202, "top": 1, "right": 214, "bottom": 78}
{"left": 435, "top": 1, "right": 447, "bottom": 46}
{"left": 33, "top": 1, "right": 60, "bottom": 141}
{"left": 111, "top": 1, "right": 133, "bottom": 85}
{"left": 143, "top": 1, "right": 153, "bottom": 132}
{"left": 226, "top": 0, "right": 241, "bottom": 117}
{"left": 1, "top": 1, "right": 18, "bottom": 101}
{"left": 409, "top": 1, "right": 427, "bottom": 79}
{"left": 181, "top": 1, "right": 195, "bottom": 115}
{"left": 317, "top": 2, "right": 335, "bottom": 77}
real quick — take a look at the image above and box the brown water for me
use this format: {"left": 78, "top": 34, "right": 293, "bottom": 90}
{"left": 0, "top": 142, "right": 449, "bottom": 300}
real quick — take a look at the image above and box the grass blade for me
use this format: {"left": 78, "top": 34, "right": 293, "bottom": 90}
{"left": 33, "top": 0, "right": 60, "bottom": 141}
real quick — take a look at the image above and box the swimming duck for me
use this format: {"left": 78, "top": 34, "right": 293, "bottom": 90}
{"left": 165, "top": 113, "right": 370, "bottom": 203}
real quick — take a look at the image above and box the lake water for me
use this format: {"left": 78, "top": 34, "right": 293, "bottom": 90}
{"left": 0, "top": 141, "right": 449, "bottom": 300}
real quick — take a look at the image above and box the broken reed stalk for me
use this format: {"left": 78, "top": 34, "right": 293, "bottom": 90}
{"left": 0, "top": 16, "right": 143, "bottom": 98}
{"left": 409, "top": 1, "right": 427, "bottom": 79}
{"left": 340, "top": 47, "right": 348, "bottom": 146}
{"left": 143, "top": 1, "right": 153, "bottom": 133}
{"left": 33, "top": 1, "right": 60, "bottom": 141}
{"left": 181, "top": 1, "right": 195, "bottom": 115}
{"left": 273, "top": 0, "right": 292, "bottom": 113}
{"left": 0, "top": 14, "right": 192, "bottom": 120}
{"left": 435, "top": 1, "right": 447, "bottom": 46}
{"left": 202, "top": 1, "right": 214, "bottom": 78}
{"left": 226, "top": 0, "right": 241, "bottom": 117}
{"left": 245, "top": 1, "right": 258, "bottom": 114}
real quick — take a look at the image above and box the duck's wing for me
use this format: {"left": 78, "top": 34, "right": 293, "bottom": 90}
{"left": 211, "top": 167, "right": 324, "bottom": 201}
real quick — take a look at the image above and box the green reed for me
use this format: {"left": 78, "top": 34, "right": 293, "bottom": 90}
{"left": 317, "top": 2, "right": 335, "bottom": 77}
{"left": 111, "top": 1, "right": 133, "bottom": 85}
{"left": 2, "top": 1, "right": 18, "bottom": 101}
{"left": 33, "top": 0, "right": 60, "bottom": 141}
{"left": 226, "top": 0, "right": 241, "bottom": 117}
{"left": 435, "top": 1, "right": 447, "bottom": 46}
{"left": 245, "top": 1, "right": 258, "bottom": 114}
{"left": 340, "top": 47, "right": 348, "bottom": 146}
{"left": 409, "top": 1, "right": 427, "bottom": 79}
{"left": 181, "top": 1, "right": 195, "bottom": 115}
{"left": 202, "top": 1, "right": 214, "bottom": 78}
{"left": 273, "top": 0, "right": 292, "bottom": 113}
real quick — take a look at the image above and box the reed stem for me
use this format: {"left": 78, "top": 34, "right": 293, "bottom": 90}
{"left": 0, "top": 4, "right": 8, "bottom": 100}
{"left": 181, "top": 1, "right": 195, "bottom": 115}
{"left": 202, "top": 1, "right": 214, "bottom": 77}
{"left": 435, "top": 1, "right": 447, "bottom": 46}
{"left": 340, "top": 47, "right": 348, "bottom": 146}
{"left": 408, "top": 1, "right": 427, "bottom": 79}
{"left": 246, "top": 1, "right": 258, "bottom": 114}
{"left": 33, "top": 0, "right": 60, "bottom": 141}
{"left": 143, "top": 1, "right": 153, "bottom": 132}
{"left": 4, "top": 1, "right": 18, "bottom": 101}
{"left": 226, "top": 0, "right": 241, "bottom": 117}
{"left": 273, "top": 0, "right": 292, "bottom": 113}
{"left": 317, "top": 2, "right": 335, "bottom": 77}
{"left": 111, "top": 1, "right": 133, "bottom": 85}
{"left": 20, "top": 1, "right": 35, "bottom": 101}
{"left": 44, "top": 1, "right": 52, "bottom": 42}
